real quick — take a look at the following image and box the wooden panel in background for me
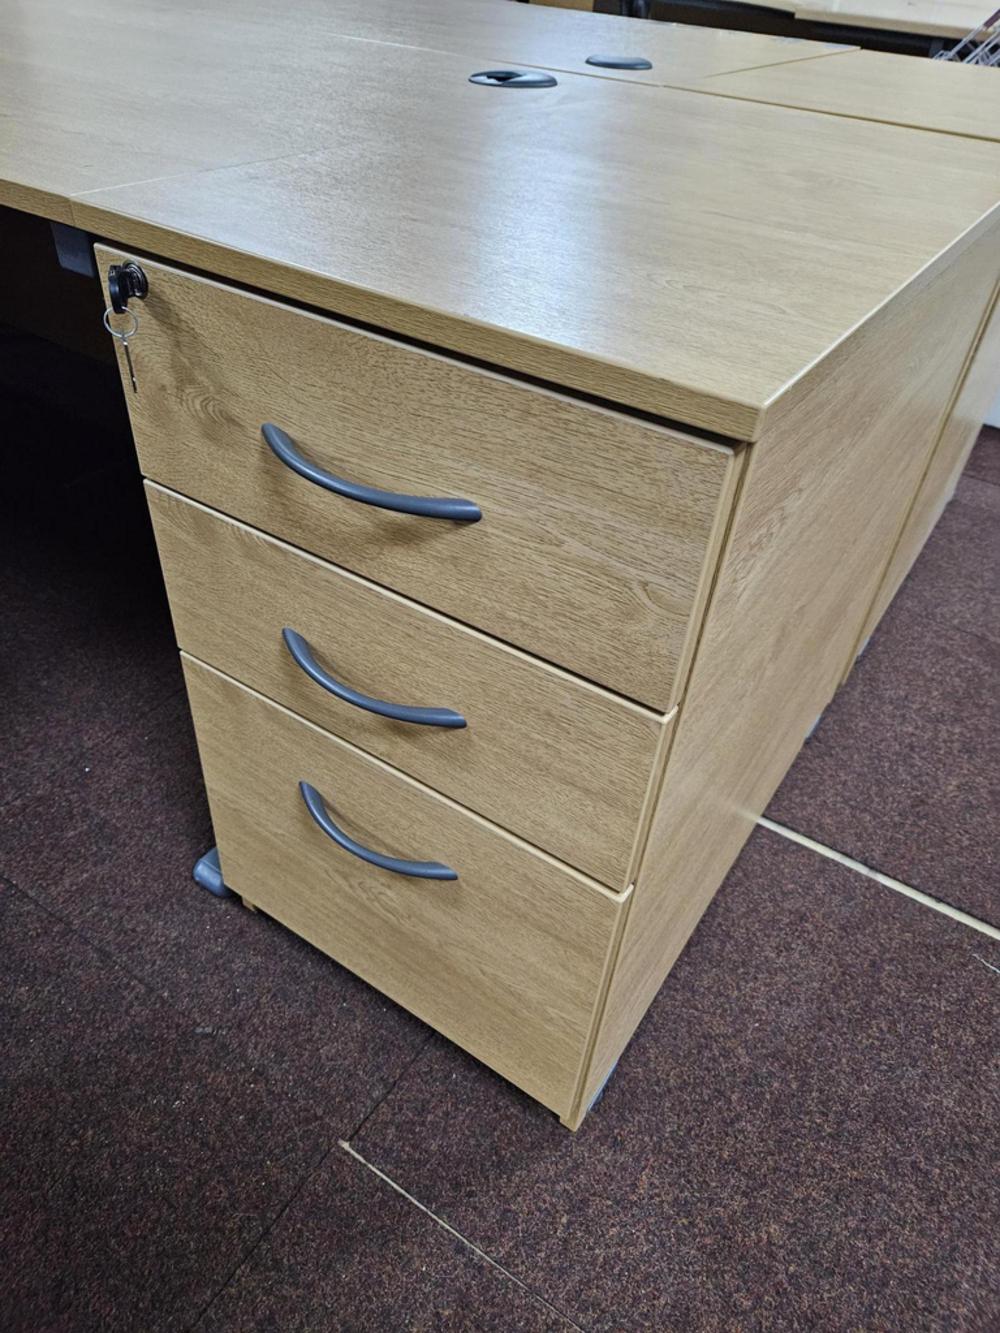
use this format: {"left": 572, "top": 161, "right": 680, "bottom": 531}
{"left": 795, "top": 0, "right": 990, "bottom": 39}
{"left": 856, "top": 271, "right": 1000, "bottom": 650}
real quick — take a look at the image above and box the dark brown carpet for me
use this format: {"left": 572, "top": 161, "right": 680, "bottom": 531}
{"left": 2, "top": 327, "right": 997, "bottom": 1330}
{"left": 965, "top": 424, "right": 1000, "bottom": 488}
{"left": 352, "top": 829, "right": 1000, "bottom": 1332}
{"left": 0, "top": 877, "right": 325, "bottom": 1333}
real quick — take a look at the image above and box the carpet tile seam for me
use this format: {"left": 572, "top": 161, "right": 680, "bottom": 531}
{"left": 342, "top": 1028, "right": 439, "bottom": 1143}
{"left": 758, "top": 816, "right": 1000, "bottom": 942}
{"left": 5, "top": 872, "right": 474, "bottom": 1333}
{"left": 903, "top": 608, "right": 1000, "bottom": 659}
{"left": 99, "top": 678, "right": 190, "bottom": 751}
{"left": 185, "top": 1139, "right": 344, "bottom": 1333}
{"left": 967, "top": 460, "right": 1000, "bottom": 490}
{"left": 0, "top": 868, "right": 211, "bottom": 1018}
{"left": 344, "top": 829, "right": 1000, "bottom": 1329}
{"left": 338, "top": 1141, "right": 588, "bottom": 1333}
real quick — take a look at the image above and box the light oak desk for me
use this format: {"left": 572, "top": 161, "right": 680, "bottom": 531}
{"left": 0, "top": 0, "right": 861, "bottom": 233}
{"left": 3, "top": 1, "right": 1000, "bottom": 1127}
{"left": 452, "top": 10, "right": 1000, "bottom": 657}
{"left": 0, "top": 0, "right": 860, "bottom": 112}
{"left": 660, "top": 48, "right": 1000, "bottom": 650}
{"left": 686, "top": 45, "right": 1000, "bottom": 141}
{"left": 222, "top": 0, "right": 859, "bottom": 80}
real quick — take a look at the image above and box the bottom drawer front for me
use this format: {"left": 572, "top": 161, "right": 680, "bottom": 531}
{"left": 183, "top": 655, "right": 625, "bottom": 1117}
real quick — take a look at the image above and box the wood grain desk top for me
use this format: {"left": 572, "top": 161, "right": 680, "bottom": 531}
{"left": 694, "top": 48, "right": 1000, "bottom": 143}
{"left": 0, "top": 0, "right": 854, "bottom": 226}
{"left": 69, "top": 46, "right": 1000, "bottom": 438}
{"left": 2, "top": 0, "right": 999, "bottom": 438}
{"left": 0, "top": 0, "right": 321, "bottom": 224}
{"left": 219, "top": 0, "right": 856, "bottom": 82}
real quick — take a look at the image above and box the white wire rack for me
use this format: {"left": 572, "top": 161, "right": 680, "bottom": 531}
{"left": 933, "top": 8, "right": 1000, "bottom": 64}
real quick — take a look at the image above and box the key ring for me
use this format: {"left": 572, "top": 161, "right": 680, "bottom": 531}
{"left": 103, "top": 306, "right": 139, "bottom": 340}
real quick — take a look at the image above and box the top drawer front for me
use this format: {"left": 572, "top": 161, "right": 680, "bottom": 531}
{"left": 99, "top": 248, "right": 736, "bottom": 710}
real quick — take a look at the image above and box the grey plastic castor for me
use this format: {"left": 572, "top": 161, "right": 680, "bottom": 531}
{"left": 192, "top": 846, "right": 235, "bottom": 899}
{"left": 588, "top": 1059, "right": 620, "bottom": 1112}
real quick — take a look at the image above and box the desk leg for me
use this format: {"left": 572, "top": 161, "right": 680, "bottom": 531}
{"left": 192, "top": 846, "right": 235, "bottom": 899}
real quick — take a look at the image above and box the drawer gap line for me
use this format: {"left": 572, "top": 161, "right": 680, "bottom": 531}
{"left": 181, "top": 652, "right": 632, "bottom": 903}
{"left": 149, "top": 481, "right": 670, "bottom": 720}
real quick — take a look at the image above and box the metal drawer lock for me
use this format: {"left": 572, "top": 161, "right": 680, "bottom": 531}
{"left": 103, "top": 261, "right": 149, "bottom": 394}
{"left": 108, "top": 261, "right": 149, "bottom": 313}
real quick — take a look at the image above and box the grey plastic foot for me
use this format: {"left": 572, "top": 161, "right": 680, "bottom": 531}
{"left": 193, "top": 846, "right": 235, "bottom": 899}
{"left": 805, "top": 712, "right": 824, "bottom": 741}
{"left": 588, "top": 1058, "right": 619, "bottom": 1112}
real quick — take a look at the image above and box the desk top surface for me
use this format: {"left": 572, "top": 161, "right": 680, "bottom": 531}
{"left": 241, "top": 0, "right": 857, "bottom": 80}
{"left": 0, "top": 0, "right": 855, "bottom": 238}
{"left": 2, "top": 0, "right": 1000, "bottom": 438}
{"left": 696, "top": 47, "right": 1000, "bottom": 143}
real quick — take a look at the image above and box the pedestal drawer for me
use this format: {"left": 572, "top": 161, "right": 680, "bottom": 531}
{"left": 99, "top": 246, "right": 738, "bottom": 710}
{"left": 149, "top": 485, "right": 669, "bottom": 890}
{"left": 183, "top": 655, "right": 626, "bottom": 1118}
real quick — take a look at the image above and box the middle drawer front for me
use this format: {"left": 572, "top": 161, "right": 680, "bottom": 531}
{"left": 149, "top": 484, "right": 668, "bottom": 891}
{"left": 183, "top": 655, "right": 626, "bottom": 1118}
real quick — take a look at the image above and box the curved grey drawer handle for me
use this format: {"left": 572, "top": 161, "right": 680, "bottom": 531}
{"left": 262, "top": 424, "right": 482, "bottom": 522}
{"left": 299, "top": 781, "right": 458, "bottom": 881}
{"left": 283, "top": 629, "right": 466, "bottom": 729}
